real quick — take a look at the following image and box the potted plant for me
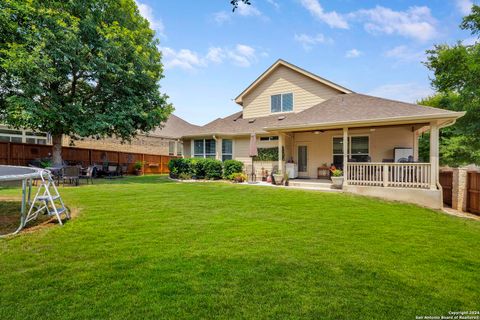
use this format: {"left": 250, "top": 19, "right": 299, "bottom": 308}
{"left": 330, "top": 168, "right": 344, "bottom": 189}
{"left": 134, "top": 160, "right": 144, "bottom": 176}
{"left": 272, "top": 170, "right": 284, "bottom": 185}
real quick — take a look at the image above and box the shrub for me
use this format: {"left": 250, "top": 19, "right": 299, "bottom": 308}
{"left": 204, "top": 159, "right": 223, "bottom": 180}
{"left": 168, "top": 158, "right": 233, "bottom": 180}
{"left": 223, "top": 160, "right": 244, "bottom": 178}
{"left": 168, "top": 158, "right": 194, "bottom": 178}
{"left": 134, "top": 160, "right": 144, "bottom": 171}
{"left": 178, "top": 172, "right": 192, "bottom": 180}
{"left": 229, "top": 172, "right": 247, "bottom": 183}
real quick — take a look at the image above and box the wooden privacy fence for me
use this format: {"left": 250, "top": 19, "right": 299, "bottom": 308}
{"left": 439, "top": 171, "right": 453, "bottom": 206}
{"left": 467, "top": 171, "right": 480, "bottom": 214}
{"left": 0, "top": 141, "right": 176, "bottom": 174}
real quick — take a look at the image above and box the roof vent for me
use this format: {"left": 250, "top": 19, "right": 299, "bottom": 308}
{"left": 248, "top": 119, "right": 256, "bottom": 123}
{"left": 278, "top": 115, "right": 286, "bottom": 120}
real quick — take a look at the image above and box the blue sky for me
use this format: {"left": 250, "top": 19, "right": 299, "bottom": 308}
{"left": 135, "top": 0, "right": 478, "bottom": 125}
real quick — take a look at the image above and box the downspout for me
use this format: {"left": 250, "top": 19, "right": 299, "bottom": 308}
{"left": 213, "top": 135, "right": 220, "bottom": 161}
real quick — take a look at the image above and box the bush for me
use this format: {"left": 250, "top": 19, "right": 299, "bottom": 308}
{"left": 223, "top": 160, "right": 244, "bottom": 178}
{"left": 229, "top": 172, "right": 247, "bottom": 183}
{"left": 168, "top": 158, "right": 194, "bottom": 178}
{"left": 203, "top": 159, "right": 223, "bottom": 180}
{"left": 168, "top": 158, "right": 232, "bottom": 180}
{"left": 178, "top": 172, "right": 192, "bottom": 180}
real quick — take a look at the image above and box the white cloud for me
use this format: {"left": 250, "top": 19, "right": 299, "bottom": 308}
{"left": 162, "top": 44, "right": 265, "bottom": 70}
{"left": 345, "top": 49, "right": 362, "bottom": 58}
{"left": 206, "top": 47, "right": 226, "bottom": 64}
{"left": 352, "top": 6, "right": 437, "bottom": 42}
{"left": 236, "top": 2, "right": 262, "bottom": 16}
{"left": 368, "top": 83, "right": 433, "bottom": 103}
{"left": 213, "top": 11, "right": 231, "bottom": 25}
{"left": 384, "top": 45, "right": 426, "bottom": 63}
{"left": 161, "top": 47, "right": 206, "bottom": 70}
{"left": 299, "top": 0, "right": 349, "bottom": 29}
{"left": 294, "top": 33, "right": 332, "bottom": 50}
{"left": 456, "top": 0, "right": 473, "bottom": 15}
{"left": 227, "top": 44, "right": 259, "bottom": 67}
{"left": 213, "top": 3, "right": 265, "bottom": 25}
{"left": 135, "top": 1, "right": 165, "bottom": 37}
{"left": 266, "top": 0, "right": 280, "bottom": 9}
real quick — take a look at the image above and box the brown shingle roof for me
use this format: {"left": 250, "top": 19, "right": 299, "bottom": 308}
{"left": 182, "top": 93, "right": 464, "bottom": 137}
{"left": 148, "top": 114, "right": 200, "bottom": 139}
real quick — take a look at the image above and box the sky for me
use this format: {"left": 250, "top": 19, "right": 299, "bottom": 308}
{"left": 135, "top": 0, "right": 478, "bottom": 126}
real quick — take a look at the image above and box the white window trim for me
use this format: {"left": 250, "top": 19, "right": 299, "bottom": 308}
{"left": 168, "top": 141, "right": 175, "bottom": 156}
{"left": 177, "top": 142, "right": 183, "bottom": 156}
{"left": 332, "top": 134, "right": 370, "bottom": 162}
{"left": 193, "top": 138, "right": 216, "bottom": 158}
{"left": 271, "top": 92, "right": 294, "bottom": 113}
{"left": 221, "top": 139, "right": 234, "bottom": 161}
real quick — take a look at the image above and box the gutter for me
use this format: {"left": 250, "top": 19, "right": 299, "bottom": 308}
{"left": 262, "top": 112, "right": 466, "bottom": 132}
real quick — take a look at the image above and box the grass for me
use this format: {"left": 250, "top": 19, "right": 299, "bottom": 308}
{"left": 0, "top": 175, "right": 479, "bottom": 319}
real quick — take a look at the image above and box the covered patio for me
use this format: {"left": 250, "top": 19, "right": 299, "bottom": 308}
{"left": 268, "top": 117, "right": 457, "bottom": 209}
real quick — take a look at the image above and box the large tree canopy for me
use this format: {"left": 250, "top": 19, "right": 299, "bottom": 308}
{"left": 0, "top": 0, "right": 172, "bottom": 165}
{"left": 423, "top": 5, "right": 480, "bottom": 166}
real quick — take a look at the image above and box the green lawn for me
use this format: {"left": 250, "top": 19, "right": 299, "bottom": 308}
{"left": 0, "top": 175, "right": 479, "bottom": 319}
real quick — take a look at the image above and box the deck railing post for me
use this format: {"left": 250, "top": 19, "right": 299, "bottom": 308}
{"left": 383, "top": 164, "right": 389, "bottom": 187}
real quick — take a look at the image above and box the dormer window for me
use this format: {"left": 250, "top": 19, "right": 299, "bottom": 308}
{"left": 271, "top": 93, "right": 293, "bottom": 113}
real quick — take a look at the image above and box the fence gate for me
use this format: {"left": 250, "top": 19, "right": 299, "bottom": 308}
{"left": 467, "top": 171, "right": 480, "bottom": 215}
{"left": 439, "top": 171, "right": 453, "bottom": 206}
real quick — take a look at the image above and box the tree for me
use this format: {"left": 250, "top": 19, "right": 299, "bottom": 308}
{"left": 423, "top": 4, "right": 480, "bottom": 166}
{"left": 0, "top": 0, "right": 172, "bottom": 165}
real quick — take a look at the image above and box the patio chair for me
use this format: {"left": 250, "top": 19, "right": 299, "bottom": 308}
{"left": 79, "top": 166, "right": 94, "bottom": 185}
{"left": 120, "top": 165, "right": 128, "bottom": 176}
{"left": 62, "top": 166, "right": 80, "bottom": 186}
{"left": 107, "top": 165, "right": 118, "bottom": 178}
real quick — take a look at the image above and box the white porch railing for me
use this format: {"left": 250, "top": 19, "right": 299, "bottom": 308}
{"left": 346, "top": 162, "right": 431, "bottom": 189}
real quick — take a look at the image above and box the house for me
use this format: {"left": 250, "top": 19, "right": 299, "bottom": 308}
{"left": 180, "top": 59, "right": 465, "bottom": 209}
{"left": 0, "top": 114, "right": 198, "bottom": 157}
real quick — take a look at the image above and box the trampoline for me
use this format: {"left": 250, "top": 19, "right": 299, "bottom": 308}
{"left": 0, "top": 165, "right": 69, "bottom": 237}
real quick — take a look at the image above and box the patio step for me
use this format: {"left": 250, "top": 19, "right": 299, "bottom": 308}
{"left": 288, "top": 179, "right": 340, "bottom": 192}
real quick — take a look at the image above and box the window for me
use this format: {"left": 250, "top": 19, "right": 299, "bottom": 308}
{"left": 168, "top": 141, "right": 175, "bottom": 156}
{"left": 177, "top": 143, "right": 183, "bottom": 156}
{"left": 222, "top": 139, "right": 233, "bottom": 161}
{"left": 332, "top": 136, "right": 369, "bottom": 169}
{"left": 260, "top": 136, "right": 279, "bottom": 141}
{"left": 271, "top": 93, "right": 293, "bottom": 113}
{"left": 194, "top": 139, "right": 216, "bottom": 158}
{"left": 350, "top": 136, "right": 369, "bottom": 162}
{"left": 0, "top": 128, "right": 48, "bottom": 144}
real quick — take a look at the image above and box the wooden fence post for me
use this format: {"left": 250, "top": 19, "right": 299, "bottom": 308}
{"left": 7, "top": 142, "right": 11, "bottom": 165}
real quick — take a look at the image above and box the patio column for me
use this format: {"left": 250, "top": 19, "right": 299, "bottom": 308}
{"left": 343, "top": 127, "right": 348, "bottom": 185}
{"left": 429, "top": 122, "right": 439, "bottom": 189}
{"left": 278, "top": 134, "right": 283, "bottom": 174}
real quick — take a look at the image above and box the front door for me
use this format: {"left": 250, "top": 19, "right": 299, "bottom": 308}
{"left": 297, "top": 145, "right": 308, "bottom": 177}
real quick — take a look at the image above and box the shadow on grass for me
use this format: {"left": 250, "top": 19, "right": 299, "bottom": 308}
{"left": 88, "top": 174, "right": 174, "bottom": 186}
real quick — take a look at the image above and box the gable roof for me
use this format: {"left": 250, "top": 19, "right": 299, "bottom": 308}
{"left": 234, "top": 59, "right": 353, "bottom": 105}
{"left": 182, "top": 93, "right": 465, "bottom": 138}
